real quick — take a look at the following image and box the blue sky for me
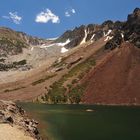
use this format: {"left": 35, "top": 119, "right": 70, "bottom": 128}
{"left": 0, "top": 0, "right": 139, "bottom": 38}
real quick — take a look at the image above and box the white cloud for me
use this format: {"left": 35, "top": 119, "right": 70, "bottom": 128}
{"left": 65, "top": 11, "right": 71, "bottom": 17}
{"left": 65, "top": 8, "right": 76, "bottom": 17}
{"left": 71, "top": 9, "right": 76, "bottom": 14}
{"left": 35, "top": 9, "right": 60, "bottom": 24}
{"left": 3, "top": 12, "right": 22, "bottom": 24}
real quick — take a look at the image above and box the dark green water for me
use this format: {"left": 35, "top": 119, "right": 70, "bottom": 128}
{"left": 19, "top": 103, "right": 140, "bottom": 140}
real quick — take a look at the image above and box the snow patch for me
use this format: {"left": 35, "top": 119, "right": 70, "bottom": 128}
{"left": 57, "top": 39, "right": 70, "bottom": 46}
{"left": 121, "top": 33, "right": 124, "bottom": 38}
{"left": 90, "top": 34, "right": 95, "bottom": 40}
{"left": 40, "top": 43, "right": 55, "bottom": 48}
{"left": 39, "top": 39, "right": 70, "bottom": 49}
{"left": 46, "top": 44, "right": 55, "bottom": 48}
{"left": 80, "top": 29, "right": 88, "bottom": 45}
{"left": 61, "top": 47, "right": 69, "bottom": 53}
{"left": 104, "top": 36, "right": 113, "bottom": 41}
{"left": 104, "top": 30, "right": 112, "bottom": 37}
{"left": 47, "top": 37, "right": 58, "bottom": 40}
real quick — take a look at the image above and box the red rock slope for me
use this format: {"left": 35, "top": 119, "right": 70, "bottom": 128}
{"left": 82, "top": 42, "right": 140, "bottom": 105}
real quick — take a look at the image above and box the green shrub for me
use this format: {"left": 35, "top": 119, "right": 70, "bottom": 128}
{"left": 48, "top": 82, "right": 67, "bottom": 103}
{"left": 71, "top": 79, "right": 78, "bottom": 84}
{"left": 43, "top": 56, "right": 96, "bottom": 104}
{"left": 4, "top": 86, "right": 25, "bottom": 92}
{"left": 13, "top": 59, "right": 27, "bottom": 65}
{"left": 69, "top": 85, "right": 85, "bottom": 104}
{"left": 32, "top": 74, "right": 57, "bottom": 86}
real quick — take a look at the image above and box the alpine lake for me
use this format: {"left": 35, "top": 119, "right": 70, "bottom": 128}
{"left": 18, "top": 103, "right": 140, "bottom": 140}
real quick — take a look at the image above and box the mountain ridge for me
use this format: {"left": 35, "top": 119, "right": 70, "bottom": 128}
{"left": 0, "top": 7, "right": 139, "bottom": 105}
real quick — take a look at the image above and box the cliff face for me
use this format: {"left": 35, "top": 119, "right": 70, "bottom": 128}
{"left": 0, "top": 100, "right": 42, "bottom": 140}
{"left": 124, "top": 8, "right": 140, "bottom": 47}
{"left": 56, "top": 8, "right": 140, "bottom": 50}
{"left": 105, "top": 8, "right": 140, "bottom": 50}
{"left": 56, "top": 21, "right": 124, "bottom": 49}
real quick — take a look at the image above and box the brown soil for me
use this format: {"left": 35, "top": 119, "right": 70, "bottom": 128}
{"left": 82, "top": 42, "right": 140, "bottom": 105}
{"left": 0, "top": 38, "right": 106, "bottom": 101}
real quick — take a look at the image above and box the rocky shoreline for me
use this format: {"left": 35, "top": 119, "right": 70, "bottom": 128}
{"left": 0, "top": 100, "right": 42, "bottom": 140}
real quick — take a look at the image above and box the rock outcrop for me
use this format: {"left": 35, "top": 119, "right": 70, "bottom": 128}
{"left": 55, "top": 19, "right": 124, "bottom": 49}
{"left": 56, "top": 8, "right": 140, "bottom": 50}
{"left": 0, "top": 100, "right": 42, "bottom": 140}
{"left": 105, "top": 8, "right": 140, "bottom": 49}
{"left": 124, "top": 8, "right": 140, "bottom": 47}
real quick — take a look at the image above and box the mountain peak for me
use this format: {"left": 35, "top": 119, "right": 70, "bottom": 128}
{"left": 133, "top": 7, "right": 140, "bottom": 14}
{"left": 127, "top": 7, "right": 140, "bottom": 21}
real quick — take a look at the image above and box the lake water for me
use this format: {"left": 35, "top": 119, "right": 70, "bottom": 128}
{"left": 19, "top": 103, "right": 140, "bottom": 140}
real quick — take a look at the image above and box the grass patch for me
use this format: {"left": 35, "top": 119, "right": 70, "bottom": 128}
{"left": 52, "top": 61, "right": 65, "bottom": 68}
{"left": 32, "top": 74, "right": 57, "bottom": 86}
{"left": 4, "top": 86, "right": 26, "bottom": 93}
{"left": 64, "top": 57, "right": 96, "bottom": 79}
{"left": 41, "top": 56, "right": 96, "bottom": 104}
